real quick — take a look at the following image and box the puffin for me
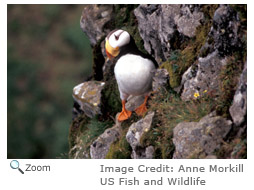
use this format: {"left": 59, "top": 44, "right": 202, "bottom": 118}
{"left": 105, "top": 29, "right": 157, "bottom": 121}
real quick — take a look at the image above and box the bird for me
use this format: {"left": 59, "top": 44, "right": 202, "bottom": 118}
{"left": 105, "top": 29, "right": 158, "bottom": 122}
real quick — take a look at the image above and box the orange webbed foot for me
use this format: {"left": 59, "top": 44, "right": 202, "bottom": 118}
{"left": 135, "top": 104, "right": 147, "bottom": 116}
{"left": 135, "top": 96, "right": 149, "bottom": 116}
{"left": 117, "top": 100, "right": 132, "bottom": 122}
{"left": 118, "top": 109, "right": 132, "bottom": 121}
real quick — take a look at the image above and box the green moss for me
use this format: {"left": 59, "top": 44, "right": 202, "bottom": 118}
{"left": 114, "top": 5, "right": 137, "bottom": 26}
{"left": 80, "top": 117, "right": 113, "bottom": 144}
{"left": 106, "top": 132, "right": 132, "bottom": 159}
{"left": 160, "top": 51, "right": 181, "bottom": 88}
{"left": 216, "top": 54, "right": 245, "bottom": 116}
{"left": 105, "top": 112, "right": 146, "bottom": 159}
{"left": 101, "top": 78, "right": 122, "bottom": 116}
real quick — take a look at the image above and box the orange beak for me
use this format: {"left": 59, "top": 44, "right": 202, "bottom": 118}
{"left": 105, "top": 39, "right": 119, "bottom": 60}
{"left": 106, "top": 49, "right": 114, "bottom": 60}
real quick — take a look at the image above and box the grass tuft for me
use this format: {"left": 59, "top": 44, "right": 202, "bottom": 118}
{"left": 143, "top": 89, "right": 214, "bottom": 158}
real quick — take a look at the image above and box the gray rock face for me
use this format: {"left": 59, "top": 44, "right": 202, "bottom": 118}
{"left": 200, "top": 5, "right": 241, "bottom": 58}
{"left": 72, "top": 81, "right": 105, "bottom": 118}
{"left": 173, "top": 112, "right": 232, "bottom": 158}
{"left": 126, "top": 111, "right": 155, "bottom": 159}
{"left": 181, "top": 51, "right": 227, "bottom": 101}
{"left": 80, "top": 5, "right": 113, "bottom": 46}
{"left": 212, "top": 5, "right": 241, "bottom": 56}
{"left": 152, "top": 69, "right": 169, "bottom": 92}
{"left": 90, "top": 125, "right": 120, "bottom": 159}
{"left": 145, "top": 146, "right": 155, "bottom": 159}
{"left": 180, "top": 5, "right": 243, "bottom": 101}
{"left": 229, "top": 62, "right": 247, "bottom": 127}
{"left": 134, "top": 5, "right": 204, "bottom": 64}
{"left": 174, "top": 6, "right": 204, "bottom": 38}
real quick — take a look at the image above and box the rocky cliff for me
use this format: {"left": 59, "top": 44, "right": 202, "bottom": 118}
{"left": 69, "top": 4, "right": 246, "bottom": 159}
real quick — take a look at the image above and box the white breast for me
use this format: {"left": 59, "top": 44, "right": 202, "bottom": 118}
{"left": 114, "top": 54, "right": 155, "bottom": 99}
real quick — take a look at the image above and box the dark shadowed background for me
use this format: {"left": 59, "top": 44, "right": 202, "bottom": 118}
{"left": 7, "top": 5, "right": 92, "bottom": 158}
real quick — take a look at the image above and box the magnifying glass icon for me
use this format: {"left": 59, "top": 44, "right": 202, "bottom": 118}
{"left": 10, "top": 160, "right": 24, "bottom": 174}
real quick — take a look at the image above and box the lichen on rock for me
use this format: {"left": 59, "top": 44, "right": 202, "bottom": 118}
{"left": 174, "top": 5, "right": 204, "bottom": 38}
{"left": 173, "top": 112, "right": 232, "bottom": 158}
{"left": 126, "top": 111, "right": 155, "bottom": 159}
{"left": 211, "top": 5, "right": 242, "bottom": 56}
{"left": 152, "top": 69, "right": 169, "bottom": 92}
{"left": 90, "top": 124, "right": 121, "bottom": 159}
{"left": 72, "top": 81, "right": 105, "bottom": 118}
{"left": 181, "top": 51, "right": 227, "bottom": 101}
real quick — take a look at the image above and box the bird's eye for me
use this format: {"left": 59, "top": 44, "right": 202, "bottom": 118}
{"left": 114, "top": 34, "right": 119, "bottom": 40}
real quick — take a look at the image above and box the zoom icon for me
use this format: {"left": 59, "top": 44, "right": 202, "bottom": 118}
{"left": 10, "top": 160, "right": 24, "bottom": 174}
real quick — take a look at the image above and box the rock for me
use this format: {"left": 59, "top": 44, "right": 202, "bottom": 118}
{"left": 134, "top": 4, "right": 179, "bottom": 63}
{"left": 80, "top": 5, "right": 113, "bottom": 46}
{"left": 174, "top": 5, "right": 204, "bottom": 38}
{"left": 173, "top": 112, "right": 232, "bottom": 158}
{"left": 90, "top": 124, "right": 120, "bottom": 159}
{"left": 134, "top": 5, "right": 204, "bottom": 64}
{"left": 205, "top": 155, "right": 217, "bottom": 159}
{"left": 181, "top": 51, "right": 227, "bottom": 101}
{"left": 72, "top": 101, "right": 84, "bottom": 119}
{"left": 126, "top": 111, "right": 155, "bottom": 158}
{"left": 200, "top": 5, "right": 241, "bottom": 58}
{"left": 125, "top": 95, "right": 145, "bottom": 111}
{"left": 229, "top": 62, "right": 247, "bottom": 126}
{"left": 212, "top": 5, "right": 241, "bottom": 56}
{"left": 180, "top": 5, "right": 243, "bottom": 101}
{"left": 152, "top": 69, "right": 169, "bottom": 92}
{"left": 72, "top": 81, "right": 105, "bottom": 118}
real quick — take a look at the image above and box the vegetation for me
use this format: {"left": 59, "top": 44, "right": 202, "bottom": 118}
{"left": 95, "top": 4, "right": 246, "bottom": 159}
{"left": 143, "top": 89, "right": 214, "bottom": 158}
{"left": 217, "top": 54, "right": 245, "bottom": 116}
{"left": 105, "top": 127, "right": 132, "bottom": 159}
{"left": 69, "top": 115, "right": 113, "bottom": 158}
{"left": 70, "top": 5, "right": 246, "bottom": 159}
{"left": 114, "top": 5, "right": 146, "bottom": 54}
{"left": 161, "top": 5, "right": 218, "bottom": 89}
